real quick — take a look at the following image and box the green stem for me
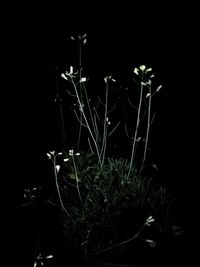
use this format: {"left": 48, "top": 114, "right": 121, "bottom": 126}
{"left": 53, "top": 156, "right": 72, "bottom": 218}
{"left": 127, "top": 80, "right": 144, "bottom": 179}
{"left": 71, "top": 78, "right": 102, "bottom": 167}
{"left": 83, "top": 83, "right": 99, "bottom": 145}
{"left": 100, "top": 82, "right": 109, "bottom": 165}
{"left": 140, "top": 86, "right": 152, "bottom": 173}
{"left": 89, "top": 221, "right": 146, "bottom": 256}
{"left": 71, "top": 154, "right": 83, "bottom": 204}
{"left": 77, "top": 42, "right": 83, "bottom": 150}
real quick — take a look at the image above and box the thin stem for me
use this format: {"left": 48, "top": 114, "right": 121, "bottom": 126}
{"left": 77, "top": 111, "right": 83, "bottom": 150}
{"left": 89, "top": 221, "right": 146, "bottom": 256}
{"left": 73, "top": 109, "right": 87, "bottom": 128}
{"left": 83, "top": 83, "right": 98, "bottom": 142}
{"left": 55, "top": 74, "right": 67, "bottom": 146}
{"left": 71, "top": 78, "right": 102, "bottom": 167}
{"left": 53, "top": 156, "right": 72, "bottom": 218}
{"left": 88, "top": 137, "right": 94, "bottom": 154}
{"left": 100, "top": 82, "right": 109, "bottom": 165}
{"left": 108, "top": 121, "right": 120, "bottom": 136}
{"left": 140, "top": 86, "right": 152, "bottom": 173}
{"left": 127, "top": 80, "right": 144, "bottom": 179}
{"left": 77, "top": 42, "right": 83, "bottom": 150}
{"left": 94, "top": 114, "right": 101, "bottom": 144}
{"left": 71, "top": 154, "right": 83, "bottom": 204}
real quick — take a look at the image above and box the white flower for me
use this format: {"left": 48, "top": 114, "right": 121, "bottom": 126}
{"left": 145, "top": 68, "right": 152, "bottom": 73}
{"left": 46, "top": 255, "right": 53, "bottom": 259}
{"left": 80, "top": 77, "right": 87, "bottom": 83}
{"left": 134, "top": 68, "right": 139, "bottom": 75}
{"left": 69, "top": 66, "right": 74, "bottom": 75}
{"left": 47, "top": 153, "right": 52, "bottom": 159}
{"left": 146, "top": 93, "right": 151, "bottom": 98}
{"left": 146, "top": 79, "right": 152, "bottom": 85}
{"left": 156, "top": 84, "right": 162, "bottom": 92}
{"left": 61, "top": 73, "right": 68, "bottom": 80}
{"left": 47, "top": 150, "right": 55, "bottom": 159}
{"left": 69, "top": 150, "right": 74, "bottom": 156}
{"left": 145, "top": 239, "right": 156, "bottom": 248}
{"left": 104, "top": 75, "right": 115, "bottom": 83}
{"left": 145, "top": 215, "right": 155, "bottom": 226}
{"left": 55, "top": 165, "right": 60, "bottom": 173}
{"left": 79, "top": 103, "right": 85, "bottom": 112}
{"left": 104, "top": 76, "right": 110, "bottom": 83}
{"left": 139, "top": 65, "right": 146, "bottom": 71}
{"left": 141, "top": 81, "right": 146, "bottom": 86}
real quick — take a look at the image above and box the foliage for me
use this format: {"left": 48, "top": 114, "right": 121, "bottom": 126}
{"left": 47, "top": 151, "right": 172, "bottom": 257}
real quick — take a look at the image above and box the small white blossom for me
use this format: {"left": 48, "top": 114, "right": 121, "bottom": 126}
{"left": 146, "top": 79, "right": 152, "bottom": 85}
{"left": 104, "top": 75, "right": 115, "bottom": 83}
{"left": 139, "top": 65, "right": 146, "bottom": 71}
{"left": 64, "top": 158, "right": 70, "bottom": 162}
{"left": 152, "top": 163, "right": 159, "bottom": 170}
{"left": 145, "top": 68, "right": 152, "bottom": 73}
{"left": 69, "top": 66, "right": 73, "bottom": 75}
{"left": 61, "top": 73, "right": 68, "bottom": 80}
{"left": 46, "top": 255, "right": 53, "bottom": 259}
{"left": 104, "top": 76, "right": 110, "bottom": 83}
{"left": 79, "top": 103, "right": 85, "bottom": 112}
{"left": 80, "top": 77, "right": 87, "bottom": 82}
{"left": 47, "top": 153, "right": 52, "bottom": 159}
{"left": 69, "top": 150, "right": 74, "bottom": 156}
{"left": 141, "top": 81, "right": 146, "bottom": 86}
{"left": 47, "top": 151, "right": 55, "bottom": 159}
{"left": 156, "top": 84, "right": 162, "bottom": 92}
{"left": 145, "top": 215, "right": 155, "bottom": 226}
{"left": 146, "top": 93, "right": 151, "bottom": 98}
{"left": 55, "top": 165, "right": 60, "bottom": 173}
{"left": 145, "top": 239, "right": 156, "bottom": 248}
{"left": 134, "top": 68, "right": 139, "bottom": 75}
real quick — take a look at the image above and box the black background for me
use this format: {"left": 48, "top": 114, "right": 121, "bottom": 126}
{"left": 3, "top": 2, "right": 198, "bottom": 265}
{"left": 4, "top": 4, "right": 196, "bottom": 187}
